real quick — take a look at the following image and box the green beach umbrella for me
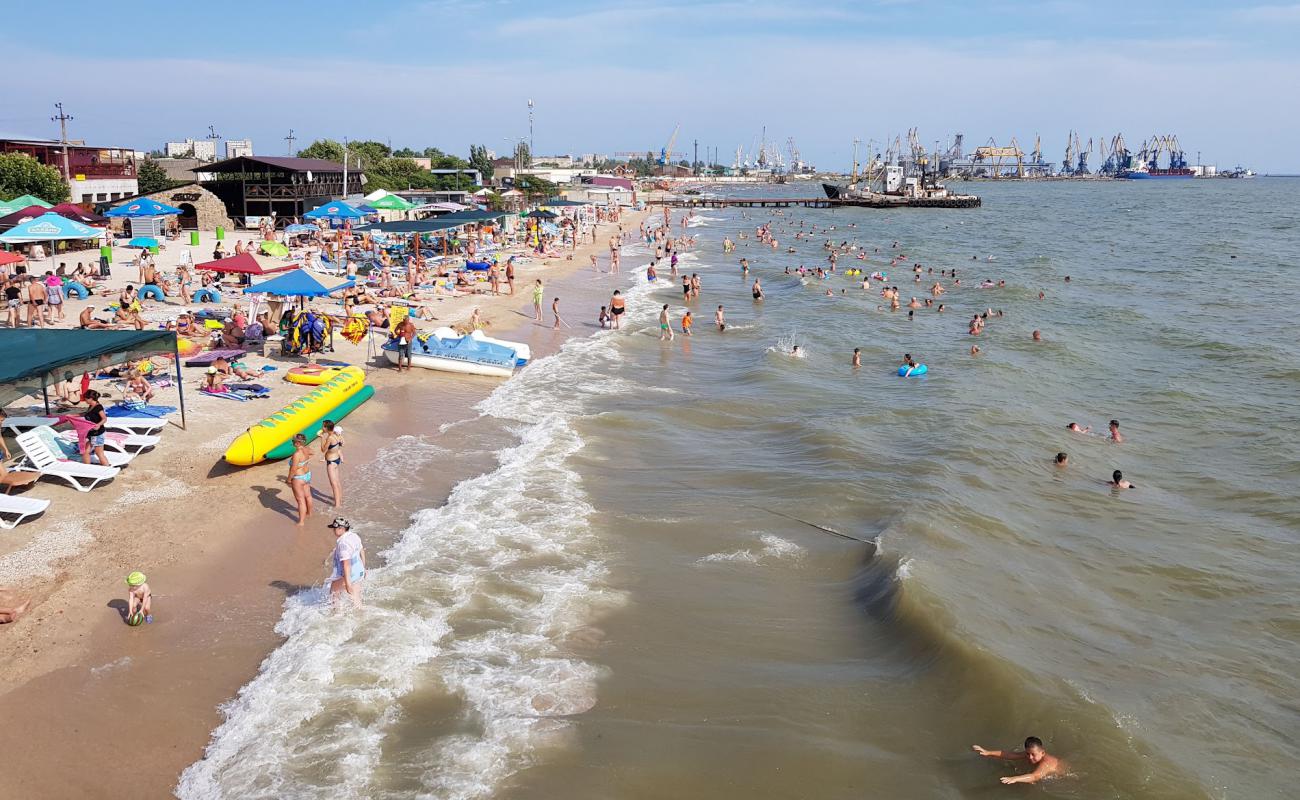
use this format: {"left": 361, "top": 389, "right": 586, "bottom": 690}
{"left": 260, "top": 241, "right": 290, "bottom": 257}
{"left": 0, "top": 194, "right": 53, "bottom": 215}
{"left": 368, "top": 194, "right": 415, "bottom": 210}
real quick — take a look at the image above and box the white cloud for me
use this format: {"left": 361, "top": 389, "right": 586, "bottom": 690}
{"left": 1236, "top": 4, "right": 1300, "bottom": 22}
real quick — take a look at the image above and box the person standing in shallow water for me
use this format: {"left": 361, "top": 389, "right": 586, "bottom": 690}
{"left": 972, "top": 737, "right": 1066, "bottom": 785}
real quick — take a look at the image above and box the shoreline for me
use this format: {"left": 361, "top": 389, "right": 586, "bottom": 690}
{"left": 0, "top": 206, "right": 655, "bottom": 797}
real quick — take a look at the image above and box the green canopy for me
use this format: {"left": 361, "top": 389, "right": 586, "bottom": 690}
{"left": 368, "top": 194, "right": 415, "bottom": 210}
{"left": 0, "top": 194, "right": 53, "bottom": 215}
{"left": 0, "top": 329, "right": 186, "bottom": 424}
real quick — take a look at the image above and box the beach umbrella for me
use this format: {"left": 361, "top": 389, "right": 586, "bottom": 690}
{"left": 243, "top": 268, "right": 354, "bottom": 298}
{"left": 0, "top": 251, "right": 25, "bottom": 266}
{"left": 47, "top": 202, "right": 108, "bottom": 225}
{"left": 0, "top": 205, "right": 53, "bottom": 228}
{"left": 0, "top": 194, "right": 53, "bottom": 215}
{"left": 127, "top": 236, "right": 159, "bottom": 248}
{"left": 104, "top": 198, "right": 183, "bottom": 218}
{"left": 195, "top": 252, "right": 297, "bottom": 275}
{"left": 303, "top": 202, "right": 365, "bottom": 221}
{"left": 260, "top": 241, "right": 290, "bottom": 257}
{"left": 284, "top": 223, "right": 317, "bottom": 234}
{"left": 368, "top": 194, "right": 415, "bottom": 211}
{"left": 0, "top": 212, "right": 99, "bottom": 243}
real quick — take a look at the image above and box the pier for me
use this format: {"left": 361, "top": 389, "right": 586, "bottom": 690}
{"left": 649, "top": 195, "right": 981, "bottom": 209}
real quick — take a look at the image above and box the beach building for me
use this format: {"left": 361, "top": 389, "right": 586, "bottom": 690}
{"left": 0, "top": 137, "right": 138, "bottom": 203}
{"left": 192, "top": 155, "right": 364, "bottom": 228}
{"left": 165, "top": 138, "right": 216, "bottom": 161}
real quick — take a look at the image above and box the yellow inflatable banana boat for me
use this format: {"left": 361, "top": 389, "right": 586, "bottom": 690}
{"left": 224, "top": 366, "right": 368, "bottom": 466}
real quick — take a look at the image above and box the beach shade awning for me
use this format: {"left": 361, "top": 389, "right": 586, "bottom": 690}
{"left": 284, "top": 223, "right": 318, "bottom": 234}
{"left": 354, "top": 218, "right": 468, "bottom": 235}
{"left": 48, "top": 202, "right": 109, "bottom": 225}
{"left": 0, "top": 194, "right": 54, "bottom": 215}
{"left": 195, "top": 252, "right": 298, "bottom": 275}
{"left": 436, "top": 210, "right": 510, "bottom": 223}
{"left": 104, "top": 198, "right": 183, "bottom": 217}
{"left": 0, "top": 329, "right": 179, "bottom": 408}
{"left": 0, "top": 205, "right": 53, "bottom": 228}
{"left": 0, "top": 251, "right": 25, "bottom": 266}
{"left": 523, "top": 209, "right": 558, "bottom": 219}
{"left": 244, "top": 268, "right": 354, "bottom": 297}
{"left": 0, "top": 213, "right": 101, "bottom": 243}
{"left": 367, "top": 194, "right": 416, "bottom": 211}
{"left": 303, "top": 202, "right": 365, "bottom": 221}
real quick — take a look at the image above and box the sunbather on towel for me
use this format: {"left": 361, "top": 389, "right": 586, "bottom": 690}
{"left": 127, "top": 369, "right": 155, "bottom": 402}
{"left": 204, "top": 368, "right": 229, "bottom": 393}
{"left": 212, "top": 357, "right": 259, "bottom": 381}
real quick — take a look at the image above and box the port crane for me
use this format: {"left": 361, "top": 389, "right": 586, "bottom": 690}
{"left": 973, "top": 137, "right": 1025, "bottom": 178}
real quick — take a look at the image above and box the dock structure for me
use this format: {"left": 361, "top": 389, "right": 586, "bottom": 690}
{"left": 649, "top": 195, "right": 980, "bottom": 209}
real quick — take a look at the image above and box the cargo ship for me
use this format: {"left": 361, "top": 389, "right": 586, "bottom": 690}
{"left": 1118, "top": 165, "right": 1194, "bottom": 179}
{"left": 1117, "top": 135, "right": 1195, "bottom": 179}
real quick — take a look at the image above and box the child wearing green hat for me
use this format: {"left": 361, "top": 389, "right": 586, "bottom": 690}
{"left": 125, "top": 571, "right": 153, "bottom": 624}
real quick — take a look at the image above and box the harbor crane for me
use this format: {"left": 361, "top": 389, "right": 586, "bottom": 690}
{"left": 659, "top": 124, "right": 680, "bottom": 166}
{"left": 973, "top": 137, "right": 1024, "bottom": 177}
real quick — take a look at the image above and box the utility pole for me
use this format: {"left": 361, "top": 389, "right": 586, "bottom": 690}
{"left": 693, "top": 139, "right": 699, "bottom": 176}
{"left": 342, "top": 137, "right": 349, "bottom": 199}
{"left": 285, "top": 129, "right": 296, "bottom": 155}
{"left": 527, "top": 99, "right": 535, "bottom": 164}
{"left": 206, "top": 124, "right": 221, "bottom": 161}
{"left": 51, "top": 102, "right": 73, "bottom": 181}
{"left": 852, "top": 138, "right": 860, "bottom": 183}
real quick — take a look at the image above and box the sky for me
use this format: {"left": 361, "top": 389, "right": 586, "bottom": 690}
{"left": 2, "top": 0, "right": 1298, "bottom": 172}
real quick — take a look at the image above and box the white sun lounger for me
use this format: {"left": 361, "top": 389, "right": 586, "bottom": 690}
{"left": 12, "top": 431, "right": 120, "bottom": 492}
{"left": 0, "top": 494, "right": 51, "bottom": 529}
{"left": 2, "top": 415, "right": 167, "bottom": 435}
{"left": 32, "top": 427, "right": 134, "bottom": 468}
{"left": 55, "top": 429, "right": 159, "bottom": 456}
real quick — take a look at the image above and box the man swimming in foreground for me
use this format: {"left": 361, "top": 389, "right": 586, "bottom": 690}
{"left": 972, "top": 737, "right": 1065, "bottom": 784}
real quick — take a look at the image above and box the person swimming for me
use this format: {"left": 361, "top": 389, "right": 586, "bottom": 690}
{"left": 1109, "top": 469, "right": 1135, "bottom": 489}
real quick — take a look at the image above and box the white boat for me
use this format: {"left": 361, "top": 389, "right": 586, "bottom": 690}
{"left": 382, "top": 328, "right": 526, "bottom": 378}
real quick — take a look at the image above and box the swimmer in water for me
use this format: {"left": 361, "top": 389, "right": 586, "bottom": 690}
{"left": 1032, "top": 330, "right": 1042, "bottom": 341}
{"left": 852, "top": 348, "right": 861, "bottom": 368}
{"left": 791, "top": 345, "right": 800, "bottom": 357}
{"left": 752, "top": 279, "right": 764, "bottom": 300}
{"left": 1108, "top": 419, "right": 1124, "bottom": 443}
{"left": 1055, "top": 452, "right": 1068, "bottom": 467}
{"left": 1067, "top": 422, "right": 1090, "bottom": 434}
{"left": 1109, "top": 469, "right": 1135, "bottom": 489}
{"left": 715, "top": 305, "right": 725, "bottom": 332}
{"left": 972, "top": 737, "right": 1066, "bottom": 785}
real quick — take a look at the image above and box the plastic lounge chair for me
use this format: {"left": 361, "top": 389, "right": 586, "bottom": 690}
{"left": 3, "top": 415, "right": 166, "bottom": 436}
{"left": 56, "top": 428, "right": 159, "bottom": 456}
{"left": 12, "top": 431, "right": 119, "bottom": 492}
{"left": 0, "top": 494, "right": 50, "bottom": 529}
{"left": 34, "top": 427, "right": 135, "bottom": 468}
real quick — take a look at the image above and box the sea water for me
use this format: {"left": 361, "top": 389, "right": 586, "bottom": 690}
{"left": 180, "top": 181, "right": 1299, "bottom": 799}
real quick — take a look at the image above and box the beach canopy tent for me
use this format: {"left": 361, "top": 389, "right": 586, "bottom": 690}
{"left": 437, "top": 210, "right": 509, "bottom": 223}
{"left": 0, "top": 195, "right": 53, "bottom": 215}
{"left": 196, "top": 252, "right": 298, "bottom": 276}
{"left": 0, "top": 213, "right": 100, "bottom": 243}
{"left": 0, "top": 251, "right": 25, "bottom": 267}
{"left": 367, "top": 194, "right": 415, "bottom": 211}
{"left": 103, "top": 198, "right": 183, "bottom": 217}
{"left": 0, "top": 205, "right": 53, "bottom": 228}
{"left": 0, "top": 329, "right": 187, "bottom": 426}
{"left": 304, "top": 201, "right": 365, "bottom": 221}
{"left": 244, "top": 268, "right": 354, "bottom": 298}
{"left": 48, "top": 203, "right": 108, "bottom": 225}
{"left": 354, "top": 217, "right": 468, "bottom": 235}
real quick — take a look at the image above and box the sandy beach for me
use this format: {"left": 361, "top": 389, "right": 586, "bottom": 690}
{"left": 0, "top": 205, "right": 655, "bottom": 797}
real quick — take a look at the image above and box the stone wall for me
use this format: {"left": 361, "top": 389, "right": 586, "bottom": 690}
{"left": 141, "top": 183, "right": 235, "bottom": 232}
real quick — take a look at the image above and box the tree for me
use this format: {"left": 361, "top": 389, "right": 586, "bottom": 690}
{"left": 514, "top": 173, "right": 557, "bottom": 200}
{"left": 513, "top": 141, "right": 531, "bottom": 167}
{"left": 137, "top": 157, "right": 179, "bottom": 194}
{"left": 297, "top": 139, "right": 345, "bottom": 163}
{"left": 0, "top": 153, "right": 70, "bottom": 204}
{"left": 469, "top": 144, "right": 494, "bottom": 181}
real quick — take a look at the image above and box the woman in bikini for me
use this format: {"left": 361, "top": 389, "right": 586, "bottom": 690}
{"left": 320, "top": 419, "right": 344, "bottom": 510}
{"left": 288, "top": 433, "right": 314, "bottom": 526}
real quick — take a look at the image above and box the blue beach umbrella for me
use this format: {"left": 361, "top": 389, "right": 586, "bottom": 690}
{"left": 284, "top": 223, "right": 317, "bottom": 234}
{"left": 304, "top": 202, "right": 365, "bottom": 221}
{"left": 127, "top": 236, "right": 159, "bottom": 248}
{"left": 104, "top": 198, "right": 183, "bottom": 217}
{"left": 0, "top": 212, "right": 100, "bottom": 243}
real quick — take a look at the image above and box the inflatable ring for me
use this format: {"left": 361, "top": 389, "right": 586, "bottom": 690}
{"left": 284, "top": 363, "right": 349, "bottom": 386}
{"left": 64, "top": 281, "right": 90, "bottom": 299}
{"left": 192, "top": 288, "right": 221, "bottom": 303}
{"left": 898, "top": 364, "right": 928, "bottom": 377}
{"left": 137, "top": 285, "right": 165, "bottom": 301}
